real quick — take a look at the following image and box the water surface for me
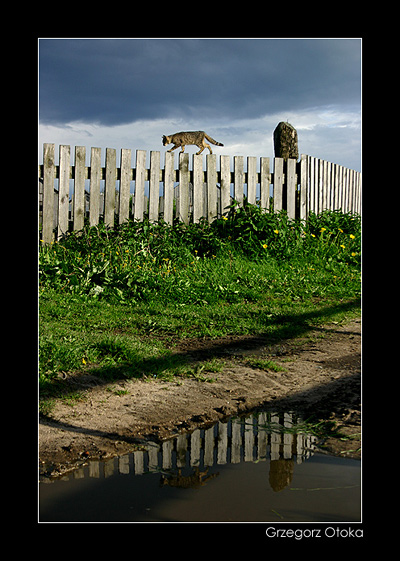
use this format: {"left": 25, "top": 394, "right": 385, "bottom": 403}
{"left": 39, "top": 411, "right": 361, "bottom": 522}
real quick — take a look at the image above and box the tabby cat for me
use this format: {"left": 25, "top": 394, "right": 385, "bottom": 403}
{"left": 162, "top": 131, "right": 224, "bottom": 155}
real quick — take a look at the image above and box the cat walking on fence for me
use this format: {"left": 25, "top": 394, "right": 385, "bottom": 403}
{"left": 162, "top": 131, "right": 224, "bottom": 155}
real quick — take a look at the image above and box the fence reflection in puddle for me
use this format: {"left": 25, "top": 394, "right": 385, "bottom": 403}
{"left": 61, "top": 411, "right": 318, "bottom": 490}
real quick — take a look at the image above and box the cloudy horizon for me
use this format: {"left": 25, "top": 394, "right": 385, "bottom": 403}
{"left": 38, "top": 38, "right": 361, "bottom": 171}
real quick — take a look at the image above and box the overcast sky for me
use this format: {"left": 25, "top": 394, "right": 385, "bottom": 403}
{"left": 38, "top": 38, "right": 361, "bottom": 171}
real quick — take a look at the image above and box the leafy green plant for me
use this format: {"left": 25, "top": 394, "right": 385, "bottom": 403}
{"left": 39, "top": 207, "right": 361, "bottom": 385}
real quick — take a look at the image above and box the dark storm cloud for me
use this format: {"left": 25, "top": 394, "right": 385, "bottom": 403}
{"left": 39, "top": 38, "right": 361, "bottom": 126}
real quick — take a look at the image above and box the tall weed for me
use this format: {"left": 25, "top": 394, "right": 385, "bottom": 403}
{"left": 39, "top": 205, "right": 361, "bottom": 305}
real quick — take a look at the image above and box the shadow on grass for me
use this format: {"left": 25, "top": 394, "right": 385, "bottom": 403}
{"left": 39, "top": 297, "right": 360, "bottom": 401}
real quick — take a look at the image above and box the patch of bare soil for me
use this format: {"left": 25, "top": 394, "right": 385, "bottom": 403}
{"left": 39, "top": 318, "right": 361, "bottom": 478}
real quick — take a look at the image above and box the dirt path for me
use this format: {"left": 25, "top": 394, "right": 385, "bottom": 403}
{"left": 39, "top": 318, "right": 361, "bottom": 478}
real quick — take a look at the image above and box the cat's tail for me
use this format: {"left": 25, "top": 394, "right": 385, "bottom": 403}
{"left": 204, "top": 134, "right": 224, "bottom": 147}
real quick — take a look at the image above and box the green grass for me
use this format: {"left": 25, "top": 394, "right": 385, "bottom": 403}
{"left": 39, "top": 204, "right": 361, "bottom": 394}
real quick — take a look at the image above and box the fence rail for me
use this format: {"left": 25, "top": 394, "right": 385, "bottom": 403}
{"left": 38, "top": 144, "right": 361, "bottom": 244}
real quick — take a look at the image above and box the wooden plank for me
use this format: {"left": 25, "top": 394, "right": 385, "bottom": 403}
{"left": 206, "top": 154, "right": 217, "bottom": 222}
{"left": 162, "top": 440, "right": 173, "bottom": 470}
{"left": 234, "top": 156, "right": 244, "bottom": 206}
{"left": 244, "top": 415, "right": 254, "bottom": 462}
{"left": 354, "top": 171, "right": 359, "bottom": 214}
{"left": 104, "top": 148, "right": 116, "bottom": 227}
{"left": 314, "top": 157, "right": 320, "bottom": 213}
{"left": 220, "top": 155, "right": 231, "bottom": 216}
{"left": 353, "top": 172, "right": 358, "bottom": 214}
{"left": 89, "top": 147, "right": 101, "bottom": 226}
{"left": 73, "top": 146, "right": 86, "bottom": 232}
{"left": 176, "top": 434, "right": 187, "bottom": 468}
{"left": 134, "top": 150, "right": 146, "bottom": 222}
{"left": 346, "top": 168, "right": 351, "bottom": 213}
{"left": 247, "top": 156, "right": 257, "bottom": 205}
{"left": 283, "top": 412, "right": 293, "bottom": 459}
{"left": 333, "top": 163, "right": 339, "bottom": 210}
{"left": 217, "top": 422, "right": 228, "bottom": 464}
{"left": 349, "top": 169, "right": 355, "bottom": 214}
{"left": 325, "top": 160, "right": 332, "bottom": 210}
{"left": 231, "top": 418, "right": 241, "bottom": 464}
{"left": 41, "top": 143, "right": 55, "bottom": 244}
{"left": 273, "top": 157, "right": 284, "bottom": 212}
{"left": 190, "top": 430, "right": 201, "bottom": 467}
{"left": 342, "top": 167, "right": 348, "bottom": 212}
{"left": 163, "top": 151, "right": 174, "bottom": 225}
{"left": 257, "top": 412, "right": 268, "bottom": 460}
{"left": 286, "top": 158, "right": 297, "bottom": 219}
{"left": 149, "top": 150, "right": 160, "bottom": 223}
{"left": 260, "top": 157, "right": 270, "bottom": 210}
{"left": 323, "top": 160, "right": 329, "bottom": 210}
{"left": 192, "top": 154, "right": 203, "bottom": 223}
{"left": 308, "top": 156, "right": 315, "bottom": 215}
{"left": 337, "top": 165, "right": 343, "bottom": 211}
{"left": 119, "top": 148, "right": 131, "bottom": 224}
{"left": 204, "top": 426, "right": 214, "bottom": 467}
{"left": 317, "top": 159, "right": 324, "bottom": 213}
{"left": 57, "top": 144, "right": 70, "bottom": 240}
{"left": 178, "top": 152, "right": 189, "bottom": 224}
{"left": 299, "top": 154, "right": 308, "bottom": 220}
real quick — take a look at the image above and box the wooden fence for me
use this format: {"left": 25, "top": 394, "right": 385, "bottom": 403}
{"left": 38, "top": 144, "right": 362, "bottom": 244}
{"left": 55, "top": 412, "right": 318, "bottom": 484}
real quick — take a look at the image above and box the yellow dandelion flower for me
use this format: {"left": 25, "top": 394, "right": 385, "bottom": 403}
{"left": 351, "top": 252, "right": 356, "bottom": 257}
{"left": 222, "top": 216, "right": 228, "bottom": 221}
{"left": 262, "top": 244, "right": 267, "bottom": 249}
{"left": 274, "top": 229, "right": 279, "bottom": 234}
{"left": 340, "top": 244, "right": 345, "bottom": 249}
{"left": 320, "top": 227, "right": 326, "bottom": 232}
{"left": 82, "top": 358, "right": 86, "bottom": 365}
{"left": 338, "top": 228, "right": 343, "bottom": 233}
{"left": 311, "top": 234, "right": 316, "bottom": 238}
{"left": 349, "top": 234, "right": 355, "bottom": 239}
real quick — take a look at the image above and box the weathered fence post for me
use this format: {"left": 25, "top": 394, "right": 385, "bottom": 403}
{"left": 260, "top": 157, "right": 271, "bottom": 210}
{"left": 273, "top": 157, "right": 284, "bottom": 212}
{"left": 206, "top": 154, "right": 217, "bottom": 222}
{"left": 163, "top": 151, "right": 175, "bottom": 225}
{"left": 273, "top": 121, "right": 299, "bottom": 160}
{"left": 149, "top": 150, "right": 160, "bottom": 223}
{"left": 41, "top": 143, "right": 55, "bottom": 244}
{"left": 104, "top": 148, "right": 116, "bottom": 227}
{"left": 134, "top": 150, "right": 146, "bottom": 222}
{"left": 73, "top": 146, "right": 86, "bottom": 232}
{"left": 119, "top": 148, "right": 132, "bottom": 225}
{"left": 234, "top": 156, "right": 244, "bottom": 206}
{"left": 89, "top": 147, "right": 101, "bottom": 227}
{"left": 286, "top": 158, "right": 297, "bottom": 219}
{"left": 193, "top": 154, "right": 203, "bottom": 223}
{"left": 220, "top": 155, "right": 231, "bottom": 216}
{"left": 179, "top": 152, "right": 189, "bottom": 224}
{"left": 57, "top": 144, "right": 70, "bottom": 240}
{"left": 299, "top": 154, "right": 309, "bottom": 221}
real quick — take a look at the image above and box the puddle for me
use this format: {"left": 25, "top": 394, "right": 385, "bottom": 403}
{"left": 39, "top": 411, "right": 361, "bottom": 522}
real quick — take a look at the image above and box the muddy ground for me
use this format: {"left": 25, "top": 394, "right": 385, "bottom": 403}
{"left": 39, "top": 318, "right": 361, "bottom": 478}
